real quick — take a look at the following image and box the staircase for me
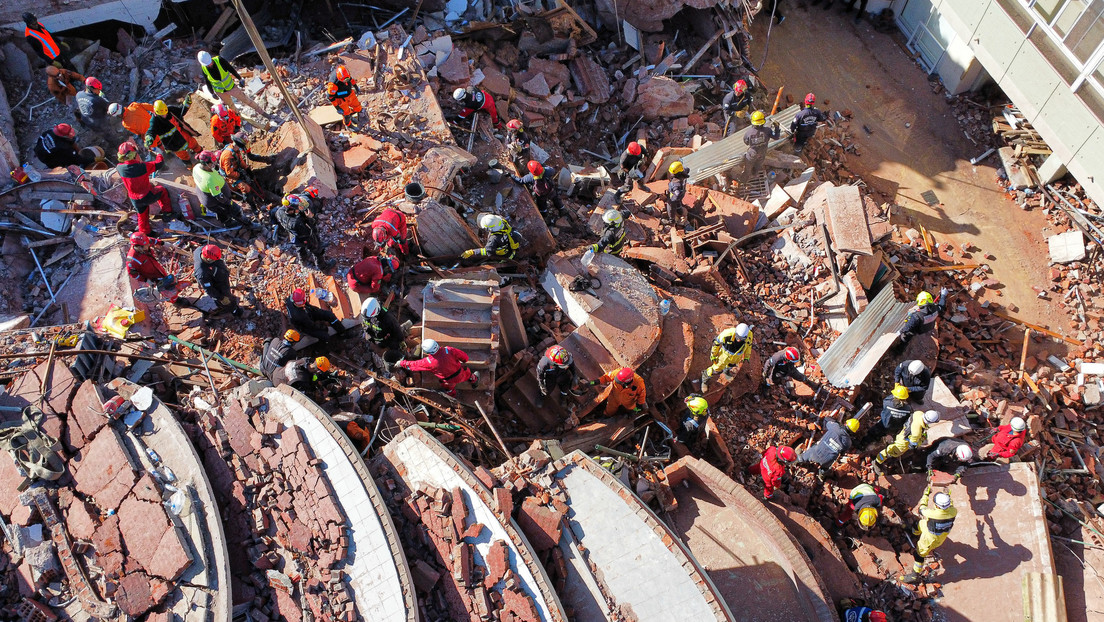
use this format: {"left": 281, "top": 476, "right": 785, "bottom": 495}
{"left": 420, "top": 279, "right": 500, "bottom": 411}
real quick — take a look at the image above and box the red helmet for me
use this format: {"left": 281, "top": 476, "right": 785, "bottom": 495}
{"left": 734, "top": 79, "right": 747, "bottom": 94}
{"left": 783, "top": 347, "right": 800, "bottom": 362}
{"left": 804, "top": 92, "right": 816, "bottom": 106}
{"left": 291, "top": 288, "right": 307, "bottom": 306}
{"left": 197, "top": 150, "right": 217, "bottom": 165}
{"left": 117, "top": 141, "right": 138, "bottom": 158}
{"left": 778, "top": 446, "right": 797, "bottom": 462}
{"left": 869, "top": 613, "right": 887, "bottom": 622}
{"left": 335, "top": 65, "right": 351, "bottom": 82}
{"left": 506, "top": 119, "right": 523, "bottom": 130}
{"left": 200, "top": 244, "right": 221, "bottom": 261}
{"left": 54, "top": 123, "right": 75, "bottom": 139}
{"left": 527, "top": 160, "right": 544, "bottom": 177}
{"left": 372, "top": 227, "right": 388, "bottom": 244}
{"left": 129, "top": 232, "right": 150, "bottom": 247}
{"left": 85, "top": 76, "right": 102, "bottom": 90}
{"left": 627, "top": 142, "right": 641, "bottom": 156}
{"left": 304, "top": 185, "right": 321, "bottom": 199}
{"left": 615, "top": 367, "right": 634, "bottom": 384}
{"left": 546, "top": 345, "right": 571, "bottom": 367}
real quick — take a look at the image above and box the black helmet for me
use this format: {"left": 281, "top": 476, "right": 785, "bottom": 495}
{"left": 22, "top": 13, "right": 37, "bottom": 25}
{"left": 231, "top": 131, "right": 248, "bottom": 148}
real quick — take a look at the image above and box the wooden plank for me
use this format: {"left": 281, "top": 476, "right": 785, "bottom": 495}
{"left": 27, "top": 237, "right": 72, "bottom": 249}
{"left": 25, "top": 191, "right": 94, "bottom": 202}
{"left": 994, "top": 311, "right": 1082, "bottom": 346}
{"left": 204, "top": 6, "right": 238, "bottom": 43}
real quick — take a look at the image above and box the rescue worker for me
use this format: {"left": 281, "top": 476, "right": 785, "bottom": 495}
{"left": 197, "top": 50, "right": 270, "bottom": 120}
{"left": 790, "top": 92, "right": 827, "bottom": 154}
{"left": 396, "top": 339, "right": 480, "bottom": 397}
{"left": 370, "top": 207, "right": 410, "bottom": 256}
{"left": 125, "top": 232, "right": 178, "bottom": 303}
{"left": 899, "top": 288, "right": 949, "bottom": 342}
{"left": 925, "top": 439, "right": 973, "bottom": 480}
{"left": 193, "top": 243, "right": 240, "bottom": 316}
{"left": 276, "top": 194, "right": 333, "bottom": 269}
{"left": 192, "top": 150, "right": 246, "bottom": 227}
{"left": 677, "top": 396, "right": 711, "bottom": 447}
{"left": 209, "top": 103, "right": 242, "bottom": 148}
{"left": 347, "top": 252, "right": 399, "bottom": 295}
{"left": 902, "top": 486, "right": 957, "bottom": 583}
{"left": 979, "top": 416, "right": 1028, "bottom": 461}
{"left": 34, "top": 124, "right": 94, "bottom": 169}
{"left": 75, "top": 76, "right": 119, "bottom": 145}
{"left": 721, "top": 80, "right": 753, "bottom": 131}
{"left": 841, "top": 605, "right": 886, "bottom": 622}
{"left": 452, "top": 87, "right": 501, "bottom": 128}
{"left": 326, "top": 65, "right": 363, "bottom": 127}
{"left": 894, "top": 359, "right": 931, "bottom": 401}
{"left": 739, "top": 110, "right": 781, "bottom": 183}
{"left": 220, "top": 132, "right": 274, "bottom": 208}
{"left": 586, "top": 367, "right": 646, "bottom": 417}
{"left": 285, "top": 288, "right": 342, "bottom": 341}
{"left": 836, "top": 483, "right": 883, "bottom": 531}
{"left": 701, "top": 324, "right": 753, "bottom": 392}
{"left": 843, "top": 0, "right": 870, "bottom": 23}
{"left": 145, "top": 98, "right": 200, "bottom": 161}
{"left": 260, "top": 330, "right": 300, "bottom": 382}
{"left": 763, "top": 346, "right": 811, "bottom": 387}
{"left": 591, "top": 210, "right": 627, "bottom": 256}
{"left": 798, "top": 417, "right": 858, "bottom": 479}
{"left": 460, "top": 214, "right": 521, "bottom": 263}
{"left": 23, "top": 13, "right": 73, "bottom": 70}
{"left": 879, "top": 384, "right": 913, "bottom": 432}
{"left": 514, "top": 161, "right": 563, "bottom": 216}
{"left": 874, "top": 409, "right": 940, "bottom": 474}
{"left": 116, "top": 141, "right": 170, "bottom": 236}
{"left": 504, "top": 119, "right": 531, "bottom": 171}
{"left": 361, "top": 297, "right": 405, "bottom": 351}
{"left": 665, "top": 161, "right": 689, "bottom": 224}
{"left": 284, "top": 356, "right": 346, "bottom": 398}
{"left": 119, "top": 101, "right": 156, "bottom": 140}
{"left": 615, "top": 141, "right": 647, "bottom": 195}
{"left": 45, "top": 65, "right": 84, "bottom": 108}
{"left": 751, "top": 445, "right": 796, "bottom": 499}
{"left": 536, "top": 345, "right": 578, "bottom": 408}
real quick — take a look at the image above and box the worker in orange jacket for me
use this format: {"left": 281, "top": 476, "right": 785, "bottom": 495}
{"left": 326, "top": 65, "right": 363, "bottom": 127}
{"left": 209, "top": 103, "right": 242, "bottom": 147}
{"left": 45, "top": 65, "right": 84, "bottom": 108}
{"left": 587, "top": 367, "right": 646, "bottom": 416}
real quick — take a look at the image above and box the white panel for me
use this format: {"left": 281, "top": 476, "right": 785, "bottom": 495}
{"left": 935, "top": 36, "right": 981, "bottom": 92}
{"left": 933, "top": 0, "right": 990, "bottom": 37}
{"left": 1005, "top": 43, "right": 1064, "bottom": 116}
{"left": 1032, "top": 84, "right": 1097, "bottom": 162}
{"left": 971, "top": 2, "right": 1029, "bottom": 78}
{"left": 1068, "top": 125, "right": 1104, "bottom": 205}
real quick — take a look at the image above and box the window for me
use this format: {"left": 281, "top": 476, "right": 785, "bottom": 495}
{"left": 1026, "top": 0, "right": 1104, "bottom": 89}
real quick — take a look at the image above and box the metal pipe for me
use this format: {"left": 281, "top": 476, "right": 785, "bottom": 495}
{"left": 475, "top": 401, "right": 512, "bottom": 459}
{"left": 30, "top": 270, "right": 76, "bottom": 327}
{"left": 23, "top": 237, "right": 55, "bottom": 300}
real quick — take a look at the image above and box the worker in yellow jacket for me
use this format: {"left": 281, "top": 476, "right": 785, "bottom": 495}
{"left": 701, "top": 324, "right": 753, "bottom": 392}
{"left": 873, "top": 409, "right": 939, "bottom": 474}
{"left": 902, "top": 485, "right": 957, "bottom": 583}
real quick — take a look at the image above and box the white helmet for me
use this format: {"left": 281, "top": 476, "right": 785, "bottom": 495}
{"left": 735, "top": 323, "right": 750, "bottom": 339}
{"left": 1010, "top": 417, "right": 1026, "bottom": 432}
{"left": 603, "top": 210, "right": 623, "bottom": 226}
{"left": 212, "top": 103, "right": 228, "bottom": 119}
{"left": 362, "top": 297, "right": 381, "bottom": 319}
{"left": 107, "top": 103, "right": 122, "bottom": 117}
{"left": 933, "top": 492, "right": 952, "bottom": 509}
{"left": 452, "top": 88, "right": 466, "bottom": 101}
{"left": 198, "top": 50, "right": 213, "bottom": 66}
{"left": 923, "top": 410, "right": 940, "bottom": 424}
{"left": 479, "top": 214, "right": 507, "bottom": 232}
{"left": 421, "top": 338, "right": 440, "bottom": 355}
{"left": 908, "top": 360, "right": 926, "bottom": 375}
{"left": 954, "top": 444, "right": 973, "bottom": 462}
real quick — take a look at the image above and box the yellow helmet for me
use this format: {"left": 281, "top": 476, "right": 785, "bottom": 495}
{"left": 845, "top": 418, "right": 860, "bottom": 433}
{"left": 314, "top": 356, "right": 332, "bottom": 372}
{"left": 685, "top": 396, "right": 709, "bottom": 416}
{"left": 668, "top": 161, "right": 685, "bottom": 175}
{"left": 916, "top": 291, "right": 934, "bottom": 306}
{"left": 858, "top": 507, "right": 878, "bottom": 529}
{"left": 891, "top": 384, "right": 909, "bottom": 401}
{"left": 750, "top": 110, "right": 766, "bottom": 125}
{"left": 153, "top": 100, "right": 168, "bottom": 116}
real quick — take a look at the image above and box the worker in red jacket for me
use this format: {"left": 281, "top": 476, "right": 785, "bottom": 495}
{"left": 125, "top": 232, "right": 178, "bottom": 302}
{"left": 750, "top": 445, "right": 796, "bottom": 499}
{"left": 346, "top": 253, "right": 398, "bottom": 295}
{"left": 116, "top": 141, "right": 170, "bottom": 236}
{"left": 396, "top": 339, "right": 479, "bottom": 396}
{"left": 371, "top": 207, "right": 409, "bottom": 255}
{"left": 980, "top": 416, "right": 1027, "bottom": 460}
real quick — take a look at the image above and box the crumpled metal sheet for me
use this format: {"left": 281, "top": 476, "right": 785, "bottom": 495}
{"left": 817, "top": 286, "right": 911, "bottom": 388}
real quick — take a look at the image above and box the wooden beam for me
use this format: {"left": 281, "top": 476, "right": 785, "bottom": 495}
{"left": 204, "top": 6, "right": 238, "bottom": 44}
{"left": 993, "top": 311, "right": 1082, "bottom": 346}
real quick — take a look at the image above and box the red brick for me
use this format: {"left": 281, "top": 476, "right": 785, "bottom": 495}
{"left": 515, "top": 497, "right": 563, "bottom": 552}
{"left": 484, "top": 539, "right": 510, "bottom": 587}
{"left": 493, "top": 487, "right": 513, "bottom": 520}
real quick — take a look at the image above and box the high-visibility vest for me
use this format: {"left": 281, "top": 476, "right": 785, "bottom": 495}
{"left": 202, "top": 57, "right": 235, "bottom": 92}
{"left": 26, "top": 26, "right": 60, "bottom": 59}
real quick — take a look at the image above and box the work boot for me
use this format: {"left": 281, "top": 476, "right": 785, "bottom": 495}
{"left": 469, "top": 371, "right": 480, "bottom": 386}
{"left": 871, "top": 461, "right": 884, "bottom": 476}
{"left": 899, "top": 571, "right": 922, "bottom": 584}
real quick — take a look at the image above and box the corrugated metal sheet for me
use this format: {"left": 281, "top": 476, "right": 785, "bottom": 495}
{"left": 1022, "top": 572, "right": 1067, "bottom": 622}
{"left": 681, "top": 105, "right": 801, "bottom": 183}
{"left": 817, "top": 286, "right": 912, "bottom": 388}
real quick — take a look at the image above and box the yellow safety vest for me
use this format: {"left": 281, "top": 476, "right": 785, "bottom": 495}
{"left": 202, "top": 57, "right": 235, "bottom": 93}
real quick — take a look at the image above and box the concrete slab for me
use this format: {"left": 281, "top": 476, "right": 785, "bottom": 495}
{"left": 765, "top": 184, "right": 795, "bottom": 220}
{"left": 1048, "top": 230, "right": 1086, "bottom": 264}
{"left": 922, "top": 377, "right": 971, "bottom": 444}
{"left": 784, "top": 168, "right": 816, "bottom": 204}
{"left": 308, "top": 105, "right": 346, "bottom": 127}
{"left": 825, "top": 185, "right": 872, "bottom": 256}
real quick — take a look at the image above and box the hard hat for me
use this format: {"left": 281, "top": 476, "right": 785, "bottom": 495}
{"left": 627, "top": 141, "right": 641, "bottom": 156}
{"left": 335, "top": 65, "right": 351, "bottom": 81}
{"left": 304, "top": 186, "right": 321, "bottom": 199}
{"left": 198, "top": 51, "right": 213, "bottom": 66}
{"left": 85, "top": 76, "right": 102, "bottom": 90}
{"left": 372, "top": 227, "right": 389, "bottom": 244}
{"left": 735, "top": 323, "right": 750, "bottom": 339}
{"left": 283, "top": 329, "right": 301, "bottom": 342}
{"left": 916, "top": 291, "right": 934, "bottom": 306}
{"left": 452, "top": 88, "right": 466, "bottom": 101}
{"left": 733, "top": 79, "right": 747, "bottom": 94}
{"left": 108, "top": 102, "right": 122, "bottom": 117}
{"left": 845, "top": 418, "right": 860, "bottom": 433}
{"left": 603, "top": 210, "right": 623, "bottom": 226}
{"left": 54, "top": 123, "right": 75, "bottom": 139}
{"left": 685, "top": 396, "right": 709, "bottom": 416}
{"left": 908, "top": 360, "right": 926, "bottom": 375}
{"left": 506, "top": 119, "right": 523, "bottom": 130}
{"left": 22, "top": 13, "right": 37, "bottom": 25}
{"left": 231, "top": 132, "right": 247, "bottom": 148}
{"left": 858, "top": 507, "right": 879, "bottom": 528}
{"left": 1011, "top": 416, "right": 1026, "bottom": 432}
{"left": 117, "top": 140, "right": 138, "bottom": 158}
{"left": 869, "top": 613, "right": 887, "bottom": 622}
{"left": 46, "top": 65, "right": 60, "bottom": 77}
{"left": 750, "top": 110, "right": 766, "bottom": 125}
{"left": 362, "top": 297, "right": 381, "bottom": 319}
{"left": 546, "top": 345, "right": 571, "bottom": 367}
{"left": 891, "top": 384, "right": 909, "bottom": 401}
{"left": 291, "top": 288, "right": 307, "bottom": 306}
{"left": 668, "top": 161, "right": 685, "bottom": 175}
{"left": 783, "top": 346, "right": 800, "bottom": 362}
{"left": 527, "top": 160, "right": 544, "bottom": 177}
{"left": 129, "top": 232, "right": 150, "bottom": 247}
{"left": 283, "top": 195, "right": 301, "bottom": 208}
{"left": 933, "top": 492, "right": 952, "bottom": 509}
{"left": 314, "top": 356, "right": 332, "bottom": 372}
{"left": 955, "top": 444, "right": 974, "bottom": 462}
{"left": 479, "top": 214, "right": 507, "bottom": 232}
{"left": 778, "top": 446, "right": 797, "bottom": 462}
{"left": 615, "top": 367, "right": 635, "bottom": 384}
{"left": 153, "top": 100, "right": 168, "bottom": 116}
{"left": 200, "top": 244, "right": 221, "bottom": 261}
{"left": 421, "top": 338, "right": 440, "bottom": 355}
{"left": 804, "top": 92, "right": 816, "bottom": 106}
{"left": 196, "top": 150, "right": 217, "bottom": 166}
{"left": 923, "top": 410, "right": 940, "bottom": 424}
{"left": 212, "top": 103, "right": 228, "bottom": 119}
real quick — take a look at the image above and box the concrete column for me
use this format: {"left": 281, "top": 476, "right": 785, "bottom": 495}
{"left": 1037, "top": 153, "right": 1068, "bottom": 185}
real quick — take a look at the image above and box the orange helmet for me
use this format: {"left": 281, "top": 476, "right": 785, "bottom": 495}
{"left": 304, "top": 185, "right": 321, "bottom": 199}
{"left": 335, "top": 65, "right": 351, "bottom": 82}
{"left": 627, "top": 142, "right": 641, "bottom": 156}
{"left": 200, "top": 244, "right": 221, "bottom": 261}
{"left": 615, "top": 367, "right": 634, "bottom": 385}
{"left": 527, "top": 160, "right": 543, "bottom": 177}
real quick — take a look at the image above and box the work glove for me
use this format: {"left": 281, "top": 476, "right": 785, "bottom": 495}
{"left": 144, "top": 135, "right": 154, "bottom": 147}
{"left": 460, "top": 250, "right": 474, "bottom": 259}
{"left": 682, "top": 417, "right": 699, "bottom": 433}
{"left": 926, "top": 468, "right": 933, "bottom": 477}
{"left": 289, "top": 234, "right": 298, "bottom": 244}
{"left": 238, "top": 79, "right": 246, "bottom": 89}
{"left": 631, "top": 406, "right": 643, "bottom": 414}
{"left": 940, "top": 287, "right": 948, "bottom": 297}
{"left": 588, "top": 379, "right": 600, "bottom": 387}
{"left": 909, "top": 442, "right": 918, "bottom": 450}
{"left": 772, "top": 121, "right": 780, "bottom": 130}
{"left": 219, "top": 296, "right": 231, "bottom": 305}
{"left": 158, "top": 275, "right": 175, "bottom": 290}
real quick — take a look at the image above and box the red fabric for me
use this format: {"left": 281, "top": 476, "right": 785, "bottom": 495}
{"left": 756, "top": 447, "right": 787, "bottom": 498}
{"left": 126, "top": 248, "right": 167, "bottom": 282}
{"left": 459, "top": 90, "right": 500, "bottom": 126}
{"left": 991, "top": 425, "right": 1026, "bottom": 458}
{"left": 118, "top": 155, "right": 163, "bottom": 199}
{"left": 346, "top": 256, "right": 390, "bottom": 294}
{"left": 210, "top": 110, "right": 242, "bottom": 145}
{"left": 400, "top": 346, "right": 471, "bottom": 389}
{"left": 371, "top": 208, "right": 408, "bottom": 252}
